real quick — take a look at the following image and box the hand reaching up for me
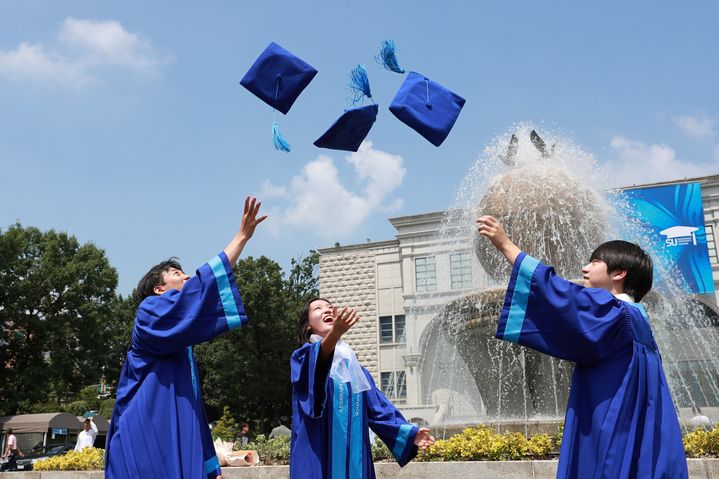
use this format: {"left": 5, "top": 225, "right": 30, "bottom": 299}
{"left": 239, "top": 196, "right": 268, "bottom": 243}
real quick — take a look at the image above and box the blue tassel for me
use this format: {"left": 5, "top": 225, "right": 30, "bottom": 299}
{"left": 272, "top": 122, "right": 291, "bottom": 152}
{"left": 376, "top": 39, "right": 405, "bottom": 74}
{"left": 349, "top": 64, "right": 372, "bottom": 104}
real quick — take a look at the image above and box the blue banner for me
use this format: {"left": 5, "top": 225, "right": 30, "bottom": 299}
{"left": 621, "top": 182, "right": 714, "bottom": 294}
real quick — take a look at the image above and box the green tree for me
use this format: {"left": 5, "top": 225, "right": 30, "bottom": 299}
{"left": 0, "top": 224, "right": 119, "bottom": 415}
{"left": 196, "top": 252, "right": 319, "bottom": 434}
{"left": 101, "top": 294, "right": 137, "bottom": 389}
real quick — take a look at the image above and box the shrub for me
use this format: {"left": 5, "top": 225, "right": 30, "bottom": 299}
{"left": 418, "top": 425, "right": 557, "bottom": 462}
{"left": 684, "top": 426, "right": 719, "bottom": 458}
{"left": 243, "top": 434, "right": 290, "bottom": 465}
{"left": 33, "top": 447, "right": 104, "bottom": 471}
{"left": 371, "top": 437, "right": 393, "bottom": 461}
{"left": 212, "top": 405, "right": 241, "bottom": 442}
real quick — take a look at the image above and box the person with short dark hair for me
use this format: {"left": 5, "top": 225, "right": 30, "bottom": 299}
{"left": 238, "top": 422, "right": 250, "bottom": 447}
{"left": 476, "top": 215, "right": 687, "bottom": 478}
{"left": 105, "top": 197, "right": 267, "bottom": 479}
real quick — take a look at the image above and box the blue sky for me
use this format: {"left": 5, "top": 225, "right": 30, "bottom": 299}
{"left": 1, "top": 1, "right": 718, "bottom": 295}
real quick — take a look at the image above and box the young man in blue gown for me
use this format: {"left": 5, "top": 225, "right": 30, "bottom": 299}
{"left": 105, "top": 197, "right": 266, "bottom": 479}
{"left": 477, "top": 215, "right": 688, "bottom": 479}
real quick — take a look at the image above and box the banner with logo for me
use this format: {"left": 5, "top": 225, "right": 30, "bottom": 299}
{"left": 621, "top": 182, "right": 714, "bottom": 294}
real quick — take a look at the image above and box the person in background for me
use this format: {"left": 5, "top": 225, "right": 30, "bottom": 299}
{"left": 238, "top": 422, "right": 251, "bottom": 447}
{"left": 2, "top": 429, "right": 23, "bottom": 471}
{"left": 75, "top": 418, "right": 98, "bottom": 451}
{"left": 268, "top": 418, "right": 291, "bottom": 439}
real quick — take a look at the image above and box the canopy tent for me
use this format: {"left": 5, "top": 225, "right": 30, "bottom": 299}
{"left": 0, "top": 413, "right": 82, "bottom": 434}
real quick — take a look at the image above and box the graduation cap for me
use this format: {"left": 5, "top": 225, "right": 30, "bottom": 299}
{"left": 314, "top": 64, "right": 379, "bottom": 152}
{"left": 377, "top": 40, "right": 466, "bottom": 147}
{"left": 240, "top": 42, "right": 318, "bottom": 152}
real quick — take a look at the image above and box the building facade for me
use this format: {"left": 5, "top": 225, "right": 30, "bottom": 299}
{"left": 318, "top": 174, "right": 719, "bottom": 425}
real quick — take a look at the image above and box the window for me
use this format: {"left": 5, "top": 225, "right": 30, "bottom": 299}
{"left": 379, "top": 316, "right": 394, "bottom": 343}
{"left": 381, "top": 372, "right": 393, "bottom": 396}
{"left": 396, "top": 371, "right": 406, "bottom": 399}
{"left": 706, "top": 225, "right": 718, "bottom": 265}
{"left": 380, "top": 371, "right": 407, "bottom": 400}
{"left": 415, "top": 256, "right": 436, "bottom": 292}
{"left": 394, "top": 315, "right": 406, "bottom": 344}
{"left": 378, "top": 315, "right": 406, "bottom": 344}
{"left": 450, "top": 252, "right": 472, "bottom": 289}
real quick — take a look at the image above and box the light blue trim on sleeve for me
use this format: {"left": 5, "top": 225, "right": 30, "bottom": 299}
{"left": 187, "top": 346, "right": 198, "bottom": 400}
{"left": 208, "top": 255, "right": 243, "bottom": 330}
{"left": 391, "top": 423, "right": 414, "bottom": 460}
{"left": 204, "top": 455, "right": 220, "bottom": 474}
{"left": 332, "top": 380, "right": 349, "bottom": 478}
{"left": 503, "top": 255, "right": 540, "bottom": 343}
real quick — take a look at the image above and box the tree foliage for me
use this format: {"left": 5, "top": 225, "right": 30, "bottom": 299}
{"left": 196, "top": 251, "right": 319, "bottom": 434}
{"left": 0, "top": 224, "right": 125, "bottom": 414}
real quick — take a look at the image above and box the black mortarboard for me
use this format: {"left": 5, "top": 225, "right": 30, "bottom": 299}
{"left": 377, "top": 40, "right": 466, "bottom": 147}
{"left": 240, "top": 42, "right": 318, "bottom": 152}
{"left": 314, "top": 65, "right": 378, "bottom": 152}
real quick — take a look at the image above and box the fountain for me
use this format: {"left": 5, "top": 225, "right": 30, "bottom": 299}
{"left": 417, "top": 124, "right": 719, "bottom": 435}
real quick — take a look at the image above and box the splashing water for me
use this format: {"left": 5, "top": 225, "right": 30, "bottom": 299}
{"left": 417, "top": 123, "right": 719, "bottom": 435}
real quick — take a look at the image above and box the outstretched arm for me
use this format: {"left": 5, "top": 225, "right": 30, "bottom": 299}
{"left": 476, "top": 215, "right": 521, "bottom": 265}
{"left": 224, "top": 196, "right": 268, "bottom": 265}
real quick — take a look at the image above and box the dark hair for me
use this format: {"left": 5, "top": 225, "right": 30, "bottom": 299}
{"left": 297, "top": 297, "right": 331, "bottom": 344}
{"left": 240, "top": 422, "right": 249, "bottom": 429}
{"left": 6, "top": 428, "right": 12, "bottom": 434}
{"left": 136, "top": 257, "right": 183, "bottom": 301}
{"left": 590, "top": 240, "right": 653, "bottom": 301}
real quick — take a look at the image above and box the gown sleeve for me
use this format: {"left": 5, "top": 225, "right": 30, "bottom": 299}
{"left": 290, "top": 341, "right": 330, "bottom": 419}
{"left": 496, "top": 252, "right": 632, "bottom": 365}
{"left": 364, "top": 370, "right": 419, "bottom": 467}
{"left": 132, "top": 252, "right": 248, "bottom": 356}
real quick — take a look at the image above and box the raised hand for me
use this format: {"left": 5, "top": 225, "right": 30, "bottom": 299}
{"left": 329, "top": 306, "right": 359, "bottom": 339}
{"left": 225, "top": 196, "right": 268, "bottom": 264}
{"left": 239, "top": 196, "right": 268, "bottom": 242}
{"left": 414, "top": 427, "right": 435, "bottom": 449}
{"left": 476, "top": 215, "right": 521, "bottom": 265}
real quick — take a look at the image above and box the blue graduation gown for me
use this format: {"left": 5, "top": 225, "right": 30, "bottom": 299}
{"left": 290, "top": 342, "right": 419, "bottom": 478}
{"left": 105, "top": 252, "right": 248, "bottom": 479}
{"left": 497, "top": 252, "right": 687, "bottom": 479}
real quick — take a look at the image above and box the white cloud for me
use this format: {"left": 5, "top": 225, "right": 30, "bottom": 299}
{"left": 261, "top": 141, "right": 405, "bottom": 239}
{"left": 604, "top": 135, "right": 718, "bottom": 186}
{"left": 0, "top": 18, "right": 171, "bottom": 87}
{"left": 258, "top": 179, "right": 288, "bottom": 199}
{"left": 673, "top": 114, "right": 715, "bottom": 138}
{"left": 0, "top": 42, "right": 92, "bottom": 86}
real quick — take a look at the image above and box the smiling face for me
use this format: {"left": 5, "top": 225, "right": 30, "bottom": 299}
{"left": 307, "top": 299, "right": 335, "bottom": 338}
